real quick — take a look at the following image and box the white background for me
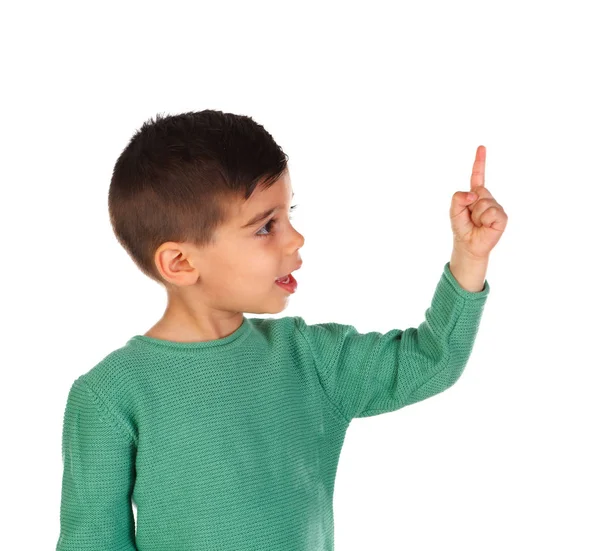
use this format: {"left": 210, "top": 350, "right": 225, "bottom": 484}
{"left": 2, "top": 0, "right": 599, "bottom": 549}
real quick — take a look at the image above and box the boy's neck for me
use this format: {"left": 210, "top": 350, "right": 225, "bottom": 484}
{"left": 143, "top": 313, "right": 245, "bottom": 343}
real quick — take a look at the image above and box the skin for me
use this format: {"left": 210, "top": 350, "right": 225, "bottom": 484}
{"left": 449, "top": 145, "right": 509, "bottom": 292}
{"left": 143, "top": 168, "right": 304, "bottom": 343}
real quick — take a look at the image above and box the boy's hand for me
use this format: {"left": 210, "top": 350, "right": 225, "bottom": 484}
{"left": 449, "top": 145, "right": 508, "bottom": 260}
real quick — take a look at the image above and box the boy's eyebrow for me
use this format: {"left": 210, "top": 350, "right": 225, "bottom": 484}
{"left": 240, "top": 192, "right": 295, "bottom": 229}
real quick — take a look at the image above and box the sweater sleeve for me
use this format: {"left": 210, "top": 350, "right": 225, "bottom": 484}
{"left": 294, "top": 262, "right": 490, "bottom": 422}
{"left": 56, "top": 377, "right": 137, "bottom": 551}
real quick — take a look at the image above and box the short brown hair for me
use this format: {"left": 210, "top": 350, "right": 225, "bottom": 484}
{"left": 108, "top": 110, "right": 289, "bottom": 285}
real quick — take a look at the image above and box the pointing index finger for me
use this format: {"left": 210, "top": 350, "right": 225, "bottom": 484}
{"left": 471, "top": 145, "right": 486, "bottom": 190}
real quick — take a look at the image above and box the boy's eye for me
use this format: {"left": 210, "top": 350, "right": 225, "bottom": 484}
{"left": 255, "top": 204, "right": 297, "bottom": 238}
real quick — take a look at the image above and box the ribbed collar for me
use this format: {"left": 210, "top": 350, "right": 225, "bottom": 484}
{"left": 127, "top": 315, "right": 252, "bottom": 351}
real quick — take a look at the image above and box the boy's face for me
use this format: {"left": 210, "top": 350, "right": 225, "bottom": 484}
{"left": 156, "top": 169, "right": 304, "bottom": 315}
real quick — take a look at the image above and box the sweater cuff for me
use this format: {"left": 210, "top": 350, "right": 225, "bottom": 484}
{"left": 442, "top": 261, "right": 490, "bottom": 300}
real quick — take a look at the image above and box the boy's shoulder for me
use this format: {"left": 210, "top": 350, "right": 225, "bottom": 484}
{"left": 251, "top": 314, "right": 301, "bottom": 334}
{"left": 66, "top": 341, "right": 146, "bottom": 445}
{"left": 78, "top": 339, "right": 144, "bottom": 386}
{"left": 251, "top": 315, "right": 327, "bottom": 346}
{"left": 73, "top": 338, "right": 155, "bottom": 416}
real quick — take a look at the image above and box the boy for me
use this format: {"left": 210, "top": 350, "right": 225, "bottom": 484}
{"left": 56, "top": 110, "right": 507, "bottom": 550}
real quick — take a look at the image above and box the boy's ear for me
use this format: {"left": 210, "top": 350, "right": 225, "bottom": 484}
{"left": 154, "top": 243, "right": 198, "bottom": 286}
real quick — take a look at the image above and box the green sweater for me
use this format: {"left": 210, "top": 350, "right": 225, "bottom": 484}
{"left": 56, "top": 261, "right": 490, "bottom": 551}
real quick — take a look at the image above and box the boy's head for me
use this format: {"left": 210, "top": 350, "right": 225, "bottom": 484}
{"left": 108, "top": 110, "right": 304, "bottom": 315}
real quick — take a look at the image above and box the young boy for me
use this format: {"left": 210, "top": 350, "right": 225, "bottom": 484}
{"left": 56, "top": 110, "right": 507, "bottom": 550}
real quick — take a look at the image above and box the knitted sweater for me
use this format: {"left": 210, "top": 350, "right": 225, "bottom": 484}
{"left": 56, "top": 261, "right": 490, "bottom": 551}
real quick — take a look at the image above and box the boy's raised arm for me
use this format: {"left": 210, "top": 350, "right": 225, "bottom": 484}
{"left": 294, "top": 261, "right": 490, "bottom": 422}
{"left": 56, "top": 377, "right": 137, "bottom": 550}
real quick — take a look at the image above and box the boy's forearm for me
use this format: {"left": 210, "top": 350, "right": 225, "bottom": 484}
{"left": 449, "top": 248, "right": 489, "bottom": 293}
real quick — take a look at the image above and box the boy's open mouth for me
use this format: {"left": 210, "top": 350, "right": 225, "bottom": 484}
{"left": 274, "top": 272, "right": 298, "bottom": 293}
{"left": 274, "top": 261, "right": 301, "bottom": 292}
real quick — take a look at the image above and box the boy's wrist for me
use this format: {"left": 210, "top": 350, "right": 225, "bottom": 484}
{"left": 449, "top": 248, "right": 489, "bottom": 293}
